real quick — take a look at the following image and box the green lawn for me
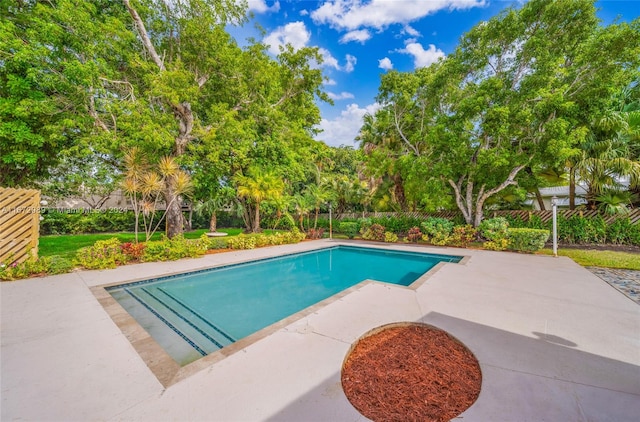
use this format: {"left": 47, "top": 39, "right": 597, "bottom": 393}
{"left": 39, "top": 231, "right": 639, "bottom": 270}
{"left": 537, "top": 248, "right": 640, "bottom": 270}
{"left": 38, "top": 228, "right": 246, "bottom": 260}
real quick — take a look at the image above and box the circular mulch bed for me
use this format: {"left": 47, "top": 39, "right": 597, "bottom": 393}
{"left": 341, "top": 322, "right": 482, "bottom": 422}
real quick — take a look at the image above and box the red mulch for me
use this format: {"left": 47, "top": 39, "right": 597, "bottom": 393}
{"left": 341, "top": 323, "right": 482, "bottom": 422}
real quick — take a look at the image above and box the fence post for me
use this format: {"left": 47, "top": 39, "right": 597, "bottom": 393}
{"left": 551, "top": 196, "right": 558, "bottom": 257}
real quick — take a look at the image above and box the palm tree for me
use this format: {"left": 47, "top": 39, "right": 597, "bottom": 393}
{"left": 235, "top": 168, "right": 285, "bottom": 233}
{"left": 568, "top": 85, "right": 640, "bottom": 209}
{"left": 291, "top": 193, "right": 312, "bottom": 231}
{"left": 194, "top": 186, "right": 235, "bottom": 233}
{"left": 595, "top": 189, "right": 637, "bottom": 215}
{"left": 303, "top": 184, "right": 329, "bottom": 229}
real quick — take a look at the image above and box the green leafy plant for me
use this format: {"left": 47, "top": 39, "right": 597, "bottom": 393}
{"left": 421, "top": 218, "right": 454, "bottom": 244}
{"left": 384, "top": 232, "right": 398, "bottom": 243}
{"left": 141, "top": 235, "right": 206, "bottom": 261}
{"left": 478, "top": 217, "right": 509, "bottom": 242}
{"left": 370, "top": 216, "right": 422, "bottom": 234}
{"left": 76, "top": 238, "right": 129, "bottom": 269}
{"left": 446, "top": 225, "right": 477, "bottom": 247}
{"left": 361, "top": 223, "right": 386, "bottom": 241}
{"left": 0, "top": 255, "right": 74, "bottom": 280}
{"left": 507, "top": 228, "right": 550, "bottom": 252}
{"left": 358, "top": 218, "right": 373, "bottom": 235}
{"left": 483, "top": 239, "right": 509, "bottom": 251}
{"left": 339, "top": 222, "right": 359, "bottom": 239}
{"left": 606, "top": 218, "right": 640, "bottom": 245}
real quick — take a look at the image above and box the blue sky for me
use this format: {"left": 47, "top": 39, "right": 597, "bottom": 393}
{"left": 234, "top": 1, "right": 640, "bottom": 148}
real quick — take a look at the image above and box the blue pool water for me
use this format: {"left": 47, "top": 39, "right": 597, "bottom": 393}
{"left": 108, "top": 245, "right": 461, "bottom": 364}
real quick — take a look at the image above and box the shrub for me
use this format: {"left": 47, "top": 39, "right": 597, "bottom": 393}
{"left": 606, "top": 218, "right": 631, "bottom": 244}
{"left": 208, "top": 238, "right": 229, "bottom": 249}
{"left": 41, "top": 210, "right": 138, "bottom": 235}
{"left": 446, "top": 225, "right": 477, "bottom": 247}
{"left": 76, "top": 238, "right": 129, "bottom": 269}
{"left": 120, "top": 242, "right": 146, "bottom": 260}
{"left": 370, "top": 216, "right": 422, "bottom": 234}
{"left": 226, "top": 235, "right": 257, "bottom": 250}
{"left": 224, "top": 230, "right": 306, "bottom": 250}
{"left": 141, "top": 235, "right": 207, "bottom": 261}
{"left": 284, "top": 229, "right": 307, "bottom": 243}
{"left": 0, "top": 255, "right": 74, "bottom": 280}
{"left": 362, "top": 223, "right": 386, "bottom": 241}
{"left": 558, "top": 214, "right": 607, "bottom": 244}
{"left": 478, "top": 217, "right": 509, "bottom": 242}
{"left": 384, "top": 232, "right": 398, "bottom": 243}
{"left": 607, "top": 219, "right": 640, "bottom": 246}
{"left": 483, "top": 239, "right": 509, "bottom": 251}
{"left": 306, "top": 228, "right": 325, "bottom": 239}
{"left": 339, "top": 222, "right": 359, "bottom": 239}
{"left": 406, "top": 226, "right": 423, "bottom": 242}
{"left": 421, "top": 218, "right": 454, "bottom": 241}
{"left": 358, "top": 218, "right": 373, "bottom": 235}
{"left": 507, "top": 228, "right": 550, "bottom": 252}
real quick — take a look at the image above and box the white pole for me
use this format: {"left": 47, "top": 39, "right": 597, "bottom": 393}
{"left": 329, "top": 203, "right": 332, "bottom": 239}
{"left": 552, "top": 196, "right": 558, "bottom": 257}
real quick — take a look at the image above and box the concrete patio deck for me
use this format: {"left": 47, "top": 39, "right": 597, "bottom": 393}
{"left": 1, "top": 240, "right": 639, "bottom": 421}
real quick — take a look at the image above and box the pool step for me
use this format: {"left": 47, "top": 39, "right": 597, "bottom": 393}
{"left": 124, "top": 286, "right": 235, "bottom": 356}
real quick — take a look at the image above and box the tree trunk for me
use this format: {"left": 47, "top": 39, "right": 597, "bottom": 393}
{"left": 534, "top": 188, "right": 545, "bottom": 210}
{"left": 393, "top": 174, "right": 407, "bottom": 211}
{"left": 240, "top": 199, "right": 253, "bottom": 233}
{"left": 253, "top": 201, "right": 261, "bottom": 233}
{"left": 125, "top": 1, "right": 193, "bottom": 239}
{"left": 569, "top": 167, "right": 576, "bottom": 210}
{"left": 164, "top": 188, "right": 183, "bottom": 238}
{"left": 209, "top": 212, "right": 217, "bottom": 232}
{"left": 449, "top": 165, "right": 525, "bottom": 227}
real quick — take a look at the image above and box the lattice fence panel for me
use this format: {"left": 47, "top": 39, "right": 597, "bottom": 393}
{"left": 0, "top": 188, "right": 40, "bottom": 265}
{"left": 324, "top": 209, "right": 640, "bottom": 225}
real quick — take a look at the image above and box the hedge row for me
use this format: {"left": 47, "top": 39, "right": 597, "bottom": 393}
{"left": 40, "top": 210, "right": 244, "bottom": 235}
{"left": 324, "top": 214, "right": 639, "bottom": 247}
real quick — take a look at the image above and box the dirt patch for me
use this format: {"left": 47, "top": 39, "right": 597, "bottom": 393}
{"left": 341, "top": 322, "right": 482, "bottom": 422}
{"left": 204, "top": 248, "right": 233, "bottom": 254}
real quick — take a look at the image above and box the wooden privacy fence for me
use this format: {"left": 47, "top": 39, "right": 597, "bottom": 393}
{"left": 323, "top": 209, "right": 640, "bottom": 225}
{"left": 0, "top": 188, "right": 40, "bottom": 265}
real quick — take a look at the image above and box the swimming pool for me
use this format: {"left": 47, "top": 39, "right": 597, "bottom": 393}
{"left": 107, "top": 245, "right": 462, "bottom": 365}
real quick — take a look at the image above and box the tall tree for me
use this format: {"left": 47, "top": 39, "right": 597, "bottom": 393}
{"left": 365, "top": 0, "right": 640, "bottom": 225}
{"left": 0, "top": 0, "right": 134, "bottom": 186}
{"left": 235, "top": 167, "right": 285, "bottom": 233}
{"left": 569, "top": 83, "right": 640, "bottom": 209}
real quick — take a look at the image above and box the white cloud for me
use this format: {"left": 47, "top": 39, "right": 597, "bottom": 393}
{"left": 316, "top": 103, "right": 381, "bottom": 148}
{"left": 324, "top": 78, "right": 337, "bottom": 86}
{"left": 378, "top": 57, "right": 393, "bottom": 70}
{"left": 299, "top": 9, "right": 309, "bottom": 16}
{"left": 311, "top": 0, "right": 486, "bottom": 31}
{"left": 344, "top": 54, "right": 357, "bottom": 72}
{"left": 399, "top": 42, "right": 445, "bottom": 68}
{"left": 318, "top": 49, "right": 357, "bottom": 73}
{"left": 263, "top": 21, "right": 310, "bottom": 55}
{"left": 247, "top": 0, "right": 280, "bottom": 13}
{"left": 340, "top": 29, "right": 372, "bottom": 44}
{"left": 402, "top": 25, "right": 421, "bottom": 37}
{"left": 327, "top": 91, "right": 355, "bottom": 100}
{"left": 318, "top": 48, "right": 339, "bottom": 69}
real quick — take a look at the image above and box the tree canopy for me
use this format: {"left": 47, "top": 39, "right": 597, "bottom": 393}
{"left": 360, "top": 0, "right": 640, "bottom": 225}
